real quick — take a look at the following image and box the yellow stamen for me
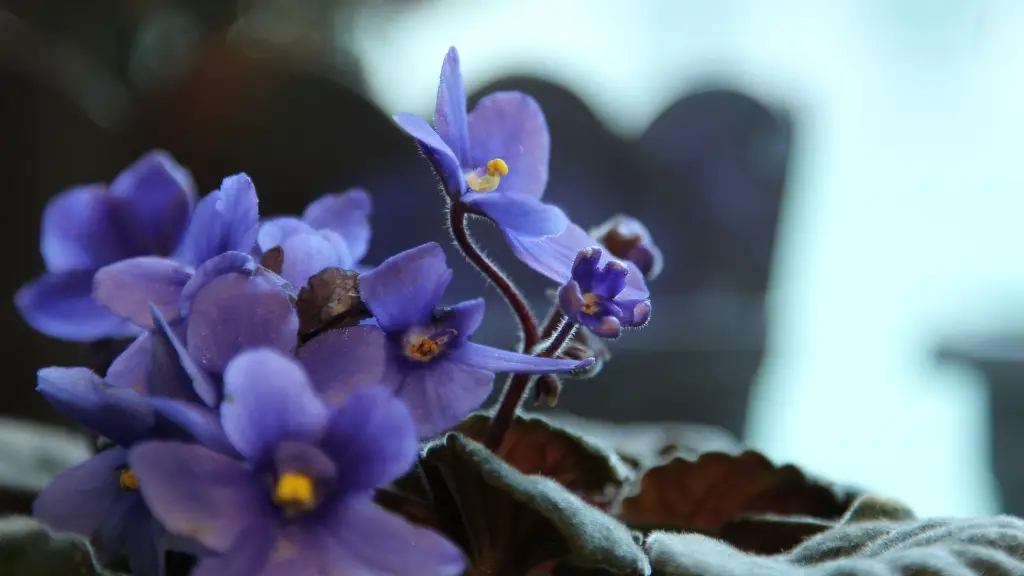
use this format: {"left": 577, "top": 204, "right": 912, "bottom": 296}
{"left": 274, "top": 472, "right": 316, "bottom": 511}
{"left": 581, "top": 293, "right": 600, "bottom": 315}
{"left": 119, "top": 468, "right": 139, "bottom": 491}
{"left": 405, "top": 330, "right": 456, "bottom": 362}
{"left": 465, "top": 158, "right": 509, "bottom": 193}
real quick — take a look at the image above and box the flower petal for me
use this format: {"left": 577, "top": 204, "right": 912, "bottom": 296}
{"left": 110, "top": 150, "right": 197, "bottom": 256}
{"left": 33, "top": 447, "right": 127, "bottom": 538}
{"left": 434, "top": 47, "right": 471, "bottom": 167}
{"left": 129, "top": 441, "right": 270, "bottom": 553}
{"left": 121, "top": 508, "right": 165, "bottom": 576}
{"left": 256, "top": 217, "right": 313, "bottom": 253}
{"left": 358, "top": 242, "right": 452, "bottom": 332}
{"left": 185, "top": 271, "right": 298, "bottom": 375}
{"left": 462, "top": 191, "right": 568, "bottom": 237}
{"left": 329, "top": 498, "right": 465, "bottom": 575}
{"left": 557, "top": 280, "right": 586, "bottom": 319}
{"left": 467, "top": 91, "right": 550, "bottom": 200}
{"left": 220, "top": 349, "right": 328, "bottom": 462}
{"left": 105, "top": 332, "right": 153, "bottom": 392}
{"left": 146, "top": 397, "right": 237, "bottom": 457}
{"left": 301, "top": 189, "right": 373, "bottom": 262}
{"left": 40, "top": 185, "right": 134, "bottom": 272}
{"left": 395, "top": 360, "right": 494, "bottom": 438}
{"left": 179, "top": 251, "right": 258, "bottom": 317}
{"left": 277, "top": 231, "right": 344, "bottom": 288}
{"left": 450, "top": 342, "right": 593, "bottom": 375}
{"left": 503, "top": 221, "right": 594, "bottom": 284}
{"left": 580, "top": 313, "right": 622, "bottom": 339}
{"left": 439, "top": 297, "right": 485, "bottom": 338}
{"left": 93, "top": 256, "right": 193, "bottom": 328}
{"left": 320, "top": 387, "right": 418, "bottom": 493}
{"left": 394, "top": 113, "right": 465, "bottom": 196}
{"left": 297, "top": 325, "right": 387, "bottom": 407}
{"left": 37, "top": 367, "right": 155, "bottom": 446}
{"left": 15, "top": 270, "right": 137, "bottom": 341}
{"left": 150, "top": 305, "right": 217, "bottom": 405}
{"left": 179, "top": 173, "right": 259, "bottom": 266}
{"left": 189, "top": 524, "right": 276, "bottom": 576}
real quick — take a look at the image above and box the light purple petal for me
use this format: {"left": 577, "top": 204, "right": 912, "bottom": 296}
{"left": 106, "top": 332, "right": 153, "bottom": 392}
{"left": 93, "top": 256, "right": 193, "bottom": 328}
{"left": 394, "top": 113, "right": 465, "bottom": 197}
{"left": 450, "top": 342, "right": 593, "bottom": 375}
{"left": 110, "top": 150, "right": 197, "bottom": 256}
{"left": 130, "top": 441, "right": 270, "bottom": 553}
{"left": 440, "top": 297, "right": 485, "bottom": 338}
{"left": 15, "top": 270, "right": 137, "bottom": 341}
{"left": 185, "top": 272, "right": 298, "bottom": 375}
{"left": 220, "top": 349, "right": 328, "bottom": 462}
{"left": 462, "top": 192, "right": 568, "bottom": 237}
{"left": 37, "top": 367, "right": 156, "bottom": 446}
{"left": 301, "top": 189, "right": 373, "bottom": 262}
{"left": 320, "top": 387, "right": 418, "bottom": 492}
{"left": 179, "top": 251, "right": 257, "bottom": 318}
{"left": 434, "top": 47, "right": 470, "bottom": 167}
{"left": 256, "top": 217, "right": 313, "bottom": 253}
{"left": 150, "top": 305, "right": 218, "bottom": 405}
{"left": 179, "top": 173, "right": 260, "bottom": 266}
{"left": 146, "top": 397, "right": 237, "bottom": 457}
{"left": 190, "top": 524, "right": 276, "bottom": 576}
{"left": 467, "top": 91, "right": 550, "bottom": 200}
{"left": 33, "top": 447, "right": 127, "bottom": 537}
{"left": 329, "top": 498, "right": 465, "bottom": 575}
{"left": 316, "top": 229, "right": 357, "bottom": 268}
{"left": 396, "top": 360, "right": 494, "bottom": 438}
{"left": 40, "top": 185, "right": 133, "bottom": 272}
{"left": 297, "top": 325, "right": 387, "bottom": 406}
{"left": 358, "top": 242, "right": 452, "bottom": 332}
{"left": 277, "top": 231, "right": 344, "bottom": 288}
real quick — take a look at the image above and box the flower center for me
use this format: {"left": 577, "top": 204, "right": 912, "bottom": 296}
{"left": 118, "top": 468, "right": 139, "bottom": 491}
{"left": 581, "top": 293, "right": 600, "bottom": 315}
{"left": 404, "top": 329, "right": 457, "bottom": 362}
{"left": 465, "top": 158, "right": 509, "bottom": 193}
{"left": 274, "top": 472, "right": 316, "bottom": 513}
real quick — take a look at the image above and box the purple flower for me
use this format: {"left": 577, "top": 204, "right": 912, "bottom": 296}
{"left": 301, "top": 242, "right": 592, "bottom": 438}
{"left": 558, "top": 247, "right": 652, "bottom": 339}
{"left": 394, "top": 48, "right": 569, "bottom": 243}
{"left": 589, "top": 214, "right": 663, "bottom": 281}
{"left": 15, "top": 151, "right": 196, "bottom": 341}
{"left": 257, "top": 188, "right": 373, "bottom": 288}
{"left": 32, "top": 367, "right": 165, "bottom": 575}
{"left": 128, "top": 349, "right": 465, "bottom": 576}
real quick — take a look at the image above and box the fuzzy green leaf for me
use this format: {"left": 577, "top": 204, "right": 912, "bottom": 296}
{"left": 0, "top": 516, "right": 121, "bottom": 576}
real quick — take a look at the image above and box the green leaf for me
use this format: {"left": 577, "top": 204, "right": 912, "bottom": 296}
{"left": 645, "top": 512, "right": 1024, "bottom": 575}
{"left": 416, "top": 434, "right": 649, "bottom": 576}
{"left": 0, "top": 516, "right": 121, "bottom": 576}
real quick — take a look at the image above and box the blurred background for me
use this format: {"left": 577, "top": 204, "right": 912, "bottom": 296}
{"left": 3, "top": 0, "right": 1024, "bottom": 520}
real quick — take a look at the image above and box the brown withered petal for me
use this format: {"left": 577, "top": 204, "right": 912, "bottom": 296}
{"left": 295, "top": 267, "right": 368, "bottom": 338}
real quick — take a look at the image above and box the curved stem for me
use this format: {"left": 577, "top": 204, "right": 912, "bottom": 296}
{"left": 447, "top": 202, "right": 540, "bottom": 349}
{"left": 538, "top": 306, "right": 564, "bottom": 347}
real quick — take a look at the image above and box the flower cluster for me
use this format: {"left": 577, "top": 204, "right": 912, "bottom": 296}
{"left": 18, "top": 46, "right": 659, "bottom": 576}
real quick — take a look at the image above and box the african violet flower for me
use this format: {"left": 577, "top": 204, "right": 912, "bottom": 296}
{"left": 129, "top": 348, "right": 465, "bottom": 576}
{"left": 589, "top": 214, "right": 663, "bottom": 281}
{"left": 559, "top": 246, "right": 652, "bottom": 339}
{"left": 301, "top": 242, "right": 591, "bottom": 438}
{"left": 15, "top": 151, "right": 196, "bottom": 341}
{"left": 257, "top": 188, "right": 373, "bottom": 288}
{"left": 394, "top": 48, "right": 570, "bottom": 249}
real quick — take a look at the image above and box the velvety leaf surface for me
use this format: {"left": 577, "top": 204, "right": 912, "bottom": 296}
{"left": 456, "top": 413, "right": 634, "bottom": 507}
{"left": 0, "top": 516, "right": 121, "bottom": 575}
{"left": 413, "top": 434, "right": 650, "bottom": 576}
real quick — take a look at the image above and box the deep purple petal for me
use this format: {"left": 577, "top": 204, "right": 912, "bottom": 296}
{"left": 179, "top": 251, "right": 258, "bottom": 317}
{"left": 130, "top": 441, "right": 270, "bottom": 553}
{"left": 358, "top": 242, "right": 452, "bottom": 332}
{"left": 592, "top": 260, "right": 629, "bottom": 299}
{"left": 37, "top": 367, "right": 156, "bottom": 446}
{"left": 462, "top": 192, "right": 568, "bottom": 238}
{"left": 40, "top": 185, "right": 134, "bottom": 272}
{"left": 434, "top": 47, "right": 471, "bottom": 167}
{"left": 395, "top": 359, "right": 493, "bottom": 438}
{"left": 616, "top": 298, "right": 652, "bottom": 328}
{"left": 122, "top": 508, "right": 165, "bottom": 576}
{"left": 150, "top": 305, "right": 217, "bottom": 405}
{"left": 110, "top": 150, "right": 197, "bottom": 256}
{"left": 189, "top": 524, "right": 276, "bottom": 576}
{"left": 185, "top": 272, "right": 298, "bottom": 375}
{"left": 320, "top": 387, "right": 418, "bottom": 492}
{"left": 569, "top": 246, "right": 602, "bottom": 292}
{"left": 93, "top": 256, "right": 193, "bottom": 328}
{"left": 15, "top": 270, "right": 137, "bottom": 341}
{"left": 580, "top": 313, "right": 622, "bottom": 339}
{"left": 33, "top": 447, "right": 127, "bottom": 537}
{"left": 146, "top": 398, "right": 237, "bottom": 457}
{"left": 467, "top": 91, "right": 550, "bottom": 200}
{"left": 220, "top": 349, "right": 328, "bottom": 462}
{"left": 276, "top": 231, "right": 344, "bottom": 288}
{"left": 301, "top": 189, "right": 373, "bottom": 262}
{"left": 106, "top": 332, "right": 153, "bottom": 392}
{"left": 179, "top": 173, "right": 260, "bottom": 266}
{"left": 256, "top": 217, "right": 313, "bottom": 252}
{"left": 439, "top": 297, "right": 485, "bottom": 339}
{"left": 297, "top": 326, "right": 387, "bottom": 407}
{"left": 557, "top": 281, "right": 586, "bottom": 319}
{"left": 450, "top": 342, "right": 592, "bottom": 375}
{"left": 394, "top": 113, "right": 465, "bottom": 196}
{"left": 329, "top": 498, "right": 465, "bottom": 575}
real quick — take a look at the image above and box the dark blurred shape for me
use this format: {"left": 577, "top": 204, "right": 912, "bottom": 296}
{"left": 937, "top": 331, "right": 1024, "bottom": 515}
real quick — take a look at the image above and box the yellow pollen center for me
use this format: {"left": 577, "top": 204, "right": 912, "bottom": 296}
{"left": 274, "top": 472, "right": 316, "bottom": 511}
{"left": 119, "top": 468, "right": 139, "bottom": 491}
{"left": 465, "top": 158, "right": 509, "bottom": 193}
{"left": 581, "top": 293, "right": 600, "bottom": 315}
